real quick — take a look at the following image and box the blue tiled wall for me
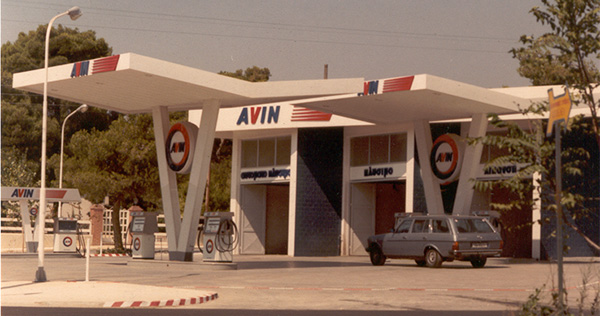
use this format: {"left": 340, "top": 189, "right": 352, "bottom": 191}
{"left": 294, "top": 128, "right": 343, "bottom": 256}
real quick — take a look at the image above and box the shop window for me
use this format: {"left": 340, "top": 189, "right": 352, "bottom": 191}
{"left": 350, "top": 137, "right": 369, "bottom": 166}
{"left": 242, "top": 136, "right": 291, "bottom": 168}
{"left": 390, "top": 134, "right": 407, "bottom": 162}
{"left": 276, "top": 137, "right": 291, "bottom": 165}
{"left": 350, "top": 133, "right": 407, "bottom": 166}
{"left": 241, "top": 140, "right": 258, "bottom": 168}
{"left": 258, "top": 139, "right": 275, "bottom": 167}
{"left": 370, "top": 135, "right": 388, "bottom": 164}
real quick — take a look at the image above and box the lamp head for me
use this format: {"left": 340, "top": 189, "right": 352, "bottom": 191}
{"left": 79, "top": 104, "right": 89, "bottom": 113}
{"left": 67, "top": 6, "right": 82, "bottom": 20}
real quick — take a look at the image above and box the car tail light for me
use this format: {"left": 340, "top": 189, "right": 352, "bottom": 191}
{"left": 452, "top": 241, "right": 459, "bottom": 251}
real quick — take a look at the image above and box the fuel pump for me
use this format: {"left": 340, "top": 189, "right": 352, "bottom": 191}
{"left": 129, "top": 211, "right": 158, "bottom": 259}
{"left": 202, "top": 212, "right": 239, "bottom": 262}
{"left": 53, "top": 218, "right": 79, "bottom": 253}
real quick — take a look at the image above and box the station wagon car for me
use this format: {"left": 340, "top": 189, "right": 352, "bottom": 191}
{"left": 366, "top": 214, "right": 503, "bottom": 268}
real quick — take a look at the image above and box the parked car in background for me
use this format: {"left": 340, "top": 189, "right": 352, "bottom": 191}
{"left": 366, "top": 213, "right": 503, "bottom": 268}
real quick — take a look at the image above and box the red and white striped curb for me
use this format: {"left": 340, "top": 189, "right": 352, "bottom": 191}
{"left": 91, "top": 253, "right": 129, "bottom": 257}
{"left": 104, "top": 293, "right": 218, "bottom": 308}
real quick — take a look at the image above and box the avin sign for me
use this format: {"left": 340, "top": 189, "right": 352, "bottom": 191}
{"left": 165, "top": 122, "right": 198, "bottom": 174}
{"left": 430, "top": 134, "right": 464, "bottom": 185}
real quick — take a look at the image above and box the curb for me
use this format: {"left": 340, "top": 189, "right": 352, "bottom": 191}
{"left": 104, "top": 293, "right": 218, "bottom": 308}
{"left": 91, "top": 253, "right": 129, "bottom": 257}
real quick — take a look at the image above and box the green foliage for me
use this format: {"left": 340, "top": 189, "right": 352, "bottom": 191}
{"left": 1, "top": 24, "right": 113, "bottom": 186}
{"left": 205, "top": 140, "right": 232, "bottom": 212}
{"left": 219, "top": 66, "right": 271, "bottom": 82}
{"left": 481, "top": 0, "right": 600, "bottom": 255}
{"left": 511, "top": 0, "right": 600, "bottom": 149}
{"left": 59, "top": 114, "right": 160, "bottom": 209}
{"left": 1, "top": 146, "right": 39, "bottom": 187}
{"left": 520, "top": 286, "right": 555, "bottom": 315}
{"left": 472, "top": 102, "right": 596, "bottom": 249}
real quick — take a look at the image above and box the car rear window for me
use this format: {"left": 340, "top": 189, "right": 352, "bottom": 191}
{"left": 454, "top": 219, "right": 493, "bottom": 233}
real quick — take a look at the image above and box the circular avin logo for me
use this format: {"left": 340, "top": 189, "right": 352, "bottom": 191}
{"left": 430, "top": 134, "right": 464, "bottom": 185}
{"left": 165, "top": 122, "right": 198, "bottom": 174}
{"left": 205, "top": 239, "right": 214, "bottom": 254}
{"left": 63, "top": 236, "right": 73, "bottom": 247}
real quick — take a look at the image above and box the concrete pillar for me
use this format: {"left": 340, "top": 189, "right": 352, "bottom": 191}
{"left": 89, "top": 204, "right": 104, "bottom": 246}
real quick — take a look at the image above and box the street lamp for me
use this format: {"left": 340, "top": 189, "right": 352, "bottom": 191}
{"left": 37, "top": 6, "right": 82, "bottom": 283}
{"left": 58, "top": 104, "right": 88, "bottom": 218}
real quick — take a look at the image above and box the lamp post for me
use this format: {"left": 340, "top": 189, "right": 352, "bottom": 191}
{"left": 58, "top": 104, "right": 88, "bottom": 218}
{"left": 36, "top": 6, "right": 82, "bottom": 283}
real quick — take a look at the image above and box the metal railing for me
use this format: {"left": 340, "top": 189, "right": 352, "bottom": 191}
{"left": 1, "top": 217, "right": 90, "bottom": 234}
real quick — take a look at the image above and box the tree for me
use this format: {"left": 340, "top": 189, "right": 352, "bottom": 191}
{"left": 219, "top": 66, "right": 271, "bottom": 82}
{"left": 1, "top": 24, "right": 113, "bottom": 187}
{"left": 511, "top": 0, "right": 600, "bottom": 148}
{"left": 477, "top": 0, "right": 600, "bottom": 254}
{"left": 59, "top": 115, "right": 160, "bottom": 251}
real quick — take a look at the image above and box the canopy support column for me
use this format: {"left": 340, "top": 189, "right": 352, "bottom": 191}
{"left": 152, "top": 106, "right": 181, "bottom": 255}
{"left": 453, "top": 113, "right": 487, "bottom": 215}
{"left": 174, "top": 100, "right": 221, "bottom": 261}
{"left": 414, "top": 120, "right": 444, "bottom": 214}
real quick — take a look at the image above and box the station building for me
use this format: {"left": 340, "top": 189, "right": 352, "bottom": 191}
{"left": 13, "top": 53, "right": 598, "bottom": 261}
{"left": 191, "top": 76, "right": 598, "bottom": 260}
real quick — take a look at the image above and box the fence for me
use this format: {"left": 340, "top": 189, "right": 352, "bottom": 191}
{"left": 102, "top": 210, "right": 168, "bottom": 250}
{"left": 1, "top": 217, "right": 91, "bottom": 234}
{"left": 2, "top": 212, "right": 179, "bottom": 253}
{"left": 101, "top": 208, "right": 129, "bottom": 245}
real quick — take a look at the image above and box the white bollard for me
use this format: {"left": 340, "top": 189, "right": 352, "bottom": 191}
{"left": 85, "top": 237, "right": 90, "bottom": 282}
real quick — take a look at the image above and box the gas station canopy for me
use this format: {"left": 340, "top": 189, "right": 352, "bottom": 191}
{"left": 12, "top": 53, "right": 364, "bottom": 114}
{"left": 12, "top": 53, "right": 528, "bottom": 122}
{"left": 293, "top": 74, "right": 529, "bottom": 124}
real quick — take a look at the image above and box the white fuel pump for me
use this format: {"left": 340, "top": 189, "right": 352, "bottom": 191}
{"left": 129, "top": 211, "right": 158, "bottom": 259}
{"left": 53, "top": 218, "right": 78, "bottom": 253}
{"left": 202, "top": 212, "right": 238, "bottom": 262}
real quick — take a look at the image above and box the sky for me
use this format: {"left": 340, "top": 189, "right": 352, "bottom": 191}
{"left": 2, "top": 0, "right": 551, "bottom": 88}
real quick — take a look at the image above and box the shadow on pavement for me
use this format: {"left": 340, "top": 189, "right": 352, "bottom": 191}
{"left": 236, "top": 260, "right": 372, "bottom": 270}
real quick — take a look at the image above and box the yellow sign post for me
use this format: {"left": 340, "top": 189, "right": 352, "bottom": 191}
{"left": 546, "top": 87, "right": 572, "bottom": 137}
{"left": 547, "top": 86, "right": 572, "bottom": 311}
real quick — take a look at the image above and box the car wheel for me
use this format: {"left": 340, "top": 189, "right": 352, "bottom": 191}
{"left": 425, "top": 249, "right": 442, "bottom": 268}
{"left": 369, "top": 246, "right": 386, "bottom": 266}
{"left": 415, "top": 260, "right": 426, "bottom": 267}
{"left": 470, "top": 257, "right": 487, "bottom": 268}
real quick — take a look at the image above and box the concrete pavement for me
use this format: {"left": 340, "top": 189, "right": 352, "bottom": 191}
{"left": 2, "top": 280, "right": 217, "bottom": 308}
{"left": 2, "top": 252, "right": 600, "bottom": 312}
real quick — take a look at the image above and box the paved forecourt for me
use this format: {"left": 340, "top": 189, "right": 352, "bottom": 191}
{"left": 2, "top": 253, "right": 599, "bottom": 311}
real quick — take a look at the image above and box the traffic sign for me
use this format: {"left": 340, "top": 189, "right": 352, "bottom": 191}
{"left": 546, "top": 87, "right": 572, "bottom": 137}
